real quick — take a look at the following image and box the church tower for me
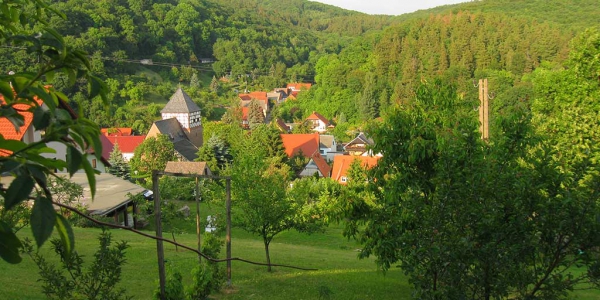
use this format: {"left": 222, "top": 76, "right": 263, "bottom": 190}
{"left": 161, "top": 88, "right": 203, "bottom": 147}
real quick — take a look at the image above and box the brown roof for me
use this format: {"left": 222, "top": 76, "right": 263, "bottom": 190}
{"left": 306, "top": 111, "right": 329, "bottom": 124}
{"left": 164, "top": 161, "right": 211, "bottom": 175}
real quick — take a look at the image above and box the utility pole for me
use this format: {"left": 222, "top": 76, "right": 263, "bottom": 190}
{"left": 479, "top": 78, "right": 489, "bottom": 140}
{"left": 153, "top": 171, "right": 166, "bottom": 300}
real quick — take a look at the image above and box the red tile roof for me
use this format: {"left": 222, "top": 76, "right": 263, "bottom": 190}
{"left": 287, "top": 83, "right": 312, "bottom": 91}
{"left": 306, "top": 111, "right": 329, "bottom": 124}
{"left": 105, "top": 135, "right": 146, "bottom": 153}
{"left": 311, "top": 152, "right": 331, "bottom": 178}
{"left": 331, "top": 155, "right": 380, "bottom": 184}
{"left": 280, "top": 133, "right": 320, "bottom": 158}
{"left": 101, "top": 127, "right": 133, "bottom": 136}
{"left": 0, "top": 97, "right": 43, "bottom": 141}
{"left": 239, "top": 91, "right": 268, "bottom": 101}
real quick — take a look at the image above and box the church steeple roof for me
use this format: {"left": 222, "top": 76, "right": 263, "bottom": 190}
{"left": 161, "top": 88, "right": 201, "bottom": 114}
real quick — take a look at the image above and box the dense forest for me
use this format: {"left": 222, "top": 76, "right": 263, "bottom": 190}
{"left": 1, "top": 0, "right": 598, "bottom": 140}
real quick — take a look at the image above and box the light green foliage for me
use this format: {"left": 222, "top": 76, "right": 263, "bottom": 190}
{"left": 23, "top": 230, "right": 130, "bottom": 300}
{"left": 196, "top": 134, "right": 232, "bottom": 175}
{"left": 287, "top": 177, "right": 342, "bottom": 233}
{"left": 347, "top": 79, "right": 600, "bottom": 298}
{"left": 155, "top": 232, "right": 224, "bottom": 300}
{"left": 130, "top": 135, "right": 175, "bottom": 176}
{"left": 0, "top": 0, "right": 108, "bottom": 264}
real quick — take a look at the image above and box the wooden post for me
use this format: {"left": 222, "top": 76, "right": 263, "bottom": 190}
{"left": 153, "top": 171, "right": 166, "bottom": 300}
{"left": 132, "top": 201, "right": 138, "bottom": 230}
{"left": 483, "top": 78, "right": 489, "bottom": 140}
{"left": 478, "top": 78, "right": 490, "bottom": 140}
{"left": 123, "top": 206, "right": 129, "bottom": 227}
{"left": 226, "top": 178, "right": 232, "bottom": 286}
{"left": 479, "top": 79, "right": 484, "bottom": 139}
{"left": 196, "top": 177, "right": 202, "bottom": 262}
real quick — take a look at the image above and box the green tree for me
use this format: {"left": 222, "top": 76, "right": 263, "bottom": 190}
{"left": 248, "top": 99, "right": 265, "bottom": 129}
{"left": 346, "top": 80, "right": 600, "bottom": 298}
{"left": 23, "top": 230, "right": 130, "bottom": 300}
{"left": 196, "top": 134, "right": 232, "bottom": 175}
{"left": 189, "top": 72, "right": 200, "bottom": 89}
{"left": 130, "top": 135, "right": 175, "bottom": 177}
{"left": 209, "top": 76, "right": 219, "bottom": 93}
{"left": 107, "top": 143, "right": 130, "bottom": 180}
{"left": 231, "top": 154, "right": 292, "bottom": 272}
{"left": 0, "top": 0, "right": 108, "bottom": 264}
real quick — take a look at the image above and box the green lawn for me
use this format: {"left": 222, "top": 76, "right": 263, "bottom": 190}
{"left": 0, "top": 202, "right": 598, "bottom": 299}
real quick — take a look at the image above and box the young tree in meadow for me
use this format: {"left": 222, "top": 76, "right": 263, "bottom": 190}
{"left": 231, "top": 154, "right": 293, "bottom": 272}
{"left": 130, "top": 135, "right": 175, "bottom": 177}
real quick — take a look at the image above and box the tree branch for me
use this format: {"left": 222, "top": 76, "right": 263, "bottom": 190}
{"left": 52, "top": 201, "right": 318, "bottom": 271}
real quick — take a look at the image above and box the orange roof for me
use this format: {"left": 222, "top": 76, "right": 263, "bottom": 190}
{"left": 239, "top": 91, "right": 268, "bottom": 101}
{"left": 101, "top": 128, "right": 133, "bottom": 136}
{"left": 105, "top": 135, "right": 146, "bottom": 153}
{"left": 287, "top": 83, "right": 312, "bottom": 91}
{"left": 331, "top": 155, "right": 380, "bottom": 184}
{"left": 306, "top": 111, "right": 329, "bottom": 124}
{"left": 0, "top": 96, "right": 43, "bottom": 141}
{"left": 280, "top": 133, "right": 320, "bottom": 158}
{"left": 311, "top": 152, "right": 331, "bottom": 178}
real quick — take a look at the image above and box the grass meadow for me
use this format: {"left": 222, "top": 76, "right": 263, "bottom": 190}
{"left": 0, "top": 202, "right": 598, "bottom": 299}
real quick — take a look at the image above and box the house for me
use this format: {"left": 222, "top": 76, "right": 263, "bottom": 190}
{"left": 101, "top": 127, "right": 133, "bottom": 136}
{"left": 0, "top": 94, "right": 108, "bottom": 173}
{"left": 344, "top": 132, "right": 376, "bottom": 156}
{"left": 298, "top": 152, "right": 331, "bottom": 178}
{"left": 319, "top": 135, "right": 342, "bottom": 161}
{"left": 274, "top": 118, "right": 290, "bottom": 133}
{"left": 68, "top": 173, "right": 146, "bottom": 228}
{"left": 287, "top": 82, "right": 312, "bottom": 92}
{"left": 104, "top": 135, "right": 146, "bottom": 162}
{"left": 146, "top": 118, "right": 199, "bottom": 161}
{"left": 331, "top": 155, "right": 380, "bottom": 184}
{"left": 280, "top": 132, "right": 320, "bottom": 158}
{"left": 239, "top": 91, "right": 269, "bottom": 117}
{"left": 147, "top": 88, "right": 203, "bottom": 161}
{"left": 305, "top": 111, "right": 332, "bottom": 133}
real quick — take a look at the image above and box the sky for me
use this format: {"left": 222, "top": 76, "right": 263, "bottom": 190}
{"left": 311, "top": 0, "right": 470, "bottom": 16}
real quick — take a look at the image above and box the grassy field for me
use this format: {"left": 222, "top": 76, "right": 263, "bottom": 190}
{"left": 0, "top": 202, "right": 598, "bottom": 299}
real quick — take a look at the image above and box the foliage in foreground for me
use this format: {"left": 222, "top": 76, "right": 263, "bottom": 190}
{"left": 0, "top": 0, "right": 108, "bottom": 264}
{"left": 345, "top": 72, "right": 600, "bottom": 299}
{"left": 23, "top": 230, "right": 130, "bottom": 300}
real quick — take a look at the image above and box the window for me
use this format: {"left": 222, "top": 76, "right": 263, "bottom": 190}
{"left": 341, "top": 176, "right": 347, "bottom": 183}
{"left": 92, "top": 159, "right": 97, "bottom": 168}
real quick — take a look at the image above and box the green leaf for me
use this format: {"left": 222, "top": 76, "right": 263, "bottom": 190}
{"left": 42, "top": 28, "right": 66, "bottom": 59}
{"left": 81, "top": 156, "right": 97, "bottom": 198}
{"left": 26, "top": 164, "right": 47, "bottom": 187}
{"left": 0, "top": 221, "right": 22, "bottom": 264}
{"left": 4, "top": 175, "right": 34, "bottom": 210}
{"left": 55, "top": 214, "right": 74, "bottom": 258}
{"left": 30, "top": 196, "right": 56, "bottom": 248}
{"left": 66, "top": 145, "right": 82, "bottom": 177}
{"left": 32, "top": 106, "right": 50, "bottom": 130}
{"left": 0, "top": 80, "right": 14, "bottom": 101}
{"left": 0, "top": 134, "right": 27, "bottom": 153}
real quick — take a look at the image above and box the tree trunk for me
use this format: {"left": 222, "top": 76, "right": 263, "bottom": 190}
{"left": 171, "top": 232, "right": 178, "bottom": 252}
{"left": 264, "top": 238, "right": 272, "bottom": 272}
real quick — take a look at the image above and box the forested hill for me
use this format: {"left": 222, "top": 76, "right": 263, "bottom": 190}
{"left": 1, "top": 0, "right": 598, "bottom": 135}
{"left": 401, "top": 0, "right": 600, "bottom": 30}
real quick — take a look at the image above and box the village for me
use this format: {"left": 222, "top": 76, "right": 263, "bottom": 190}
{"left": 0, "top": 83, "right": 381, "bottom": 227}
